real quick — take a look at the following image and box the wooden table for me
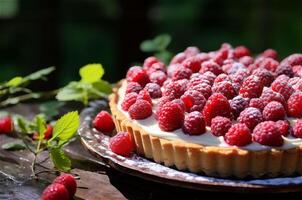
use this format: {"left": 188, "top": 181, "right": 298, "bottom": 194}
{"left": 0, "top": 103, "right": 301, "bottom": 200}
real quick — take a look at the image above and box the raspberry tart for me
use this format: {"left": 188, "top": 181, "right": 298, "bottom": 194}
{"left": 109, "top": 44, "right": 302, "bottom": 178}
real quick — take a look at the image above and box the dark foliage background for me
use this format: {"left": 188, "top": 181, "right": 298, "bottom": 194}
{"left": 0, "top": 0, "right": 302, "bottom": 89}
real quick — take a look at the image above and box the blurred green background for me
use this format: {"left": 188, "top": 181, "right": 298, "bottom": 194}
{"left": 0, "top": 0, "right": 302, "bottom": 89}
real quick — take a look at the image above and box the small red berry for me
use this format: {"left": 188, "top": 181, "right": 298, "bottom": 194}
{"left": 238, "top": 107, "right": 263, "bottom": 130}
{"left": 93, "top": 111, "right": 115, "bottom": 133}
{"left": 149, "top": 70, "right": 167, "bottom": 86}
{"left": 126, "top": 66, "right": 150, "bottom": 86}
{"left": 41, "top": 183, "right": 69, "bottom": 200}
{"left": 262, "top": 101, "right": 286, "bottom": 121}
{"left": 191, "top": 83, "right": 212, "bottom": 99}
{"left": 121, "top": 92, "right": 137, "bottom": 111}
{"left": 212, "top": 81, "right": 236, "bottom": 99}
{"left": 162, "top": 80, "right": 187, "bottom": 99}
{"left": 276, "top": 120, "right": 291, "bottom": 136}
{"left": 171, "top": 64, "right": 192, "bottom": 80}
{"left": 128, "top": 100, "right": 152, "bottom": 120}
{"left": 224, "top": 123, "right": 252, "bottom": 146}
{"left": 182, "top": 111, "right": 206, "bottom": 135}
{"left": 229, "top": 96, "right": 249, "bottom": 118}
{"left": 249, "top": 98, "right": 265, "bottom": 110}
{"left": 143, "top": 56, "right": 160, "bottom": 70}
{"left": 137, "top": 89, "right": 152, "bottom": 104}
{"left": 213, "top": 74, "right": 231, "bottom": 84}
{"left": 213, "top": 48, "right": 229, "bottom": 65}
{"left": 180, "top": 90, "right": 206, "bottom": 112}
{"left": 0, "top": 116, "right": 13, "bottom": 134}
{"left": 109, "top": 132, "right": 134, "bottom": 156}
{"left": 157, "top": 101, "right": 185, "bottom": 131}
{"left": 44, "top": 125, "right": 53, "bottom": 140}
{"left": 239, "top": 56, "right": 254, "bottom": 66}
{"left": 287, "top": 92, "right": 302, "bottom": 117}
{"left": 146, "top": 62, "right": 166, "bottom": 75}
{"left": 200, "top": 61, "right": 223, "bottom": 75}
{"left": 293, "top": 119, "right": 302, "bottom": 138}
{"left": 252, "top": 68, "right": 274, "bottom": 87}
{"left": 170, "top": 53, "right": 187, "bottom": 65}
{"left": 239, "top": 75, "right": 264, "bottom": 98}
{"left": 271, "top": 79, "right": 294, "bottom": 100}
{"left": 275, "top": 64, "right": 294, "bottom": 78}
{"left": 211, "top": 116, "right": 232, "bottom": 136}
{"left": 252, "top": 121, "right": 283, "bottom": 146}
{"left": 261, "top": 49, "right": 278, "bottom": 60}
{"left": 260, "top": 88, "right": 286, "bottom": 107}
{"left": 234, "top": 46, "right": 250, "bottom": 59}
{"left": 280, "top": 53, "right": 302, "bottom": 67}
{"left": 182, "top": 54, "right": 208, "bottom": 73}
{"left": 125, "top": 82, "right": 142, "bottom": 94}
{"left": 184, "top": 46, "right": 200, "bottom": 57}
{"left": 53, "top": 174, "right": 77, "bottom": 197}
{"left": 144, "top": 83, "right": 162, "bottom": 99}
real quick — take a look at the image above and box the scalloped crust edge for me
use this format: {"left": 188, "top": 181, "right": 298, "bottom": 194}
{"left": 109, "top": 83, "right": 302, "bottom": 178}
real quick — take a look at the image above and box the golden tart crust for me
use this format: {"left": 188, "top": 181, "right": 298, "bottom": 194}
{"left": 109, "top": 82, "right": 302, "bottom": 178}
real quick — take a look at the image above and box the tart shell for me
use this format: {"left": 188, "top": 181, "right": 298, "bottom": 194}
{"left": 109, "top": 82, "right": 302, "bottom": 178}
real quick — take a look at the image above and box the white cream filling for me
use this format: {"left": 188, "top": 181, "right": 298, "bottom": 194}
{"left": 117, "top": 81, "right": 302, "bottom": 151}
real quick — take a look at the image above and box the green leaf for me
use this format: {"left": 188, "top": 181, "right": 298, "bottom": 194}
{"left": 140, "top": 34, "right": 171, "bottom": 52}
{"left": 50, "top": 147, "right": 71, "bottom": 172}
{"left": 92, "top": 80, "right": 112, "bottom": 94}
{"left": 6, "top": 77, "right": 23, "bottom": 87}
{"left": 16, "top": 117, "right": 31, "bottom": 133}
{"left": 56, "top": 82, "right": 87, "bottom": 102}
{"left": 50, "top": 111, "right": 79, "bottom": 145}
{"left": 80, "top": 64, "right": 104, "bottom": 83}
{"left": 35, "top": 115, "right": 46, "bottom": 139}
{"left": 39, "top": 101, "right": 65, "bottom": 120}
{"left": 155, "top": 50, "right": 173, "bottom": 65}
{"left": 2, "top": 140, "right": 26, "bottom": 151}
{"left": 24, "top": 67, "right": 55, "bottom": 82}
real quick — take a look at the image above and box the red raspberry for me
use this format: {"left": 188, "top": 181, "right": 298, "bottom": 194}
{"left": 202, "top": 71, "right": 217, "bottom": 85}
{"left": 225, "top": 62, "right": 247, "bottom": 74}
{"left": 200, "top": 61, "right": 223, "bottom": 75}
{"left": 239, "top": 75, "right": 264, "bottom": 98}
{"left": 146, "top": 62, "right": 166, "bottom": 75}
{"left": 53, "top": 174, "right": 77, "bottom": 197}
{"left": 162, "top": 80, "right": 187, "bottom": 99}
{"left": 182, "top": 111, "right": 206, "bottom": 135}
{"left": 137, "top": 89, "right": 152, "bottom": 104}
{"left": 93, "top": 111, "right": 115, "bottom": 133}
{"left": 170, "top": 53, "right": 187, "bottom": 65}
{"left": 126, "top": 66, "right": 150, "bottom": 86}
{"left": 128, "top": 100, "right": 152, "bottom": 120}
{"left": 157, "top": 101, "right": 185, "bottom": 131}
{"left": 212, "top": 81, "right": 236, "bottom": 99}
{"left": 256, "top": 57, "right": 279, "bottom": 72}
{"left": 121, "top": 92, "right": 137, "bottom": 111}
{"left": 252, "top": 68, "right": 274, "bottom": 87}
{"left": 271, "top": 80, "right": 294, "bottom": 100}
{"left": 238, "top": 107, "right": 263, "bottom": 130}
{"left": 230, "top": 68, "right": 250, "bottom": 84}
{"left": 125, "top": 82, "right": 142, "bottom": 94}
{"left": 293, "top": 65, "right": 302, "bottom": 75}
{"left": 234, "top": 46, "right": 250, "bottom": 59}
{"left": 262, "top": 101, "right": 285, "bottom": 121}
{"left": 188, "top": 74, "right": 211, "bottom": 87}
{"left": 280, "top": 53, "right": 302, "bottom": 67}
{"left": 213, "top": 74, "right": 231, "bottom": 84}
{"left": 33, "top": 124, "right": 53, "bottom": 140}
{"left": 211, "top": 116, "right": 232, "bottom": 136}
{"left": 287, "top": 92, "right": 302, "bottom": 117}
{"left": 149, "top": 70, "right": 167, "bottom": 86}
{"left": 224, "top": 123, "right": 252, "bottom": 146}
{"left": 249, "top": 98, "right": 265, "bottom": 110}
{"left": 184, "top": 46, "right": 200, "bottom": 57}
{"left": 293, "top": 119, "right": 302, "bottom": 138}
{"left": 229, "top": 96, "right": 249, "bottom": 118}
{"left": 171, "top": 65, "right": 192, "bottom": 80}
{"left": 41, "top": 183, "right": 69, "bottom": 200}
{"left": 260, "top": 88, "right": 286, "bottom": 107}
{"left": 276, "top": 120, "right": 291, "bottom": 136}
{"left": 239, "top": 56, "right": 254, "bottom": 66}
{"left": 144, "top": 83, "right": 162, "bottom": 99}
{"left": 143, "top": 56, "right": 160, "bottom": 70}
{"left": 275, "top": 64, "right": 294, "bottom": 78}
{"left": 261, "top": 49, "right": 278, "bottom": 60}
{"left": 109, "top": 132, "right": 134, "bottom": 156}
{"left": 202, "top": 93, "right": 231, "bottom": 125}
{"left": 0, "top": 116, "right": 13, "bottom": 134}
{"left": 182, "top": 55, "right": 205, "bottom": 73}
{"left": 180, "top": 90, "right": 206, "bottom": 112}
{"left": 288, "top": 77, "right": 300, "bottom": 87}
{"left": 213, "top": 48, "right": 229, "bottom": 65}
{"left": 191, "top": 83, "right": 212, "bottom": 99}
{"left": 252, "top": 121, "right": 283, "bottom": 146}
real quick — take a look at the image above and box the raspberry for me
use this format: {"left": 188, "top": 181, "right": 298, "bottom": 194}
{"left": 143, "top": 56, "right": 160, "bottom": 70}
{"left": 252, "top": 121, "right": 283, "bottom": 146}
{"left": 256, "top": 57, "right": 279, "bottom": 72}
{"left": 33, "top": 124, "right": 53, "bottom": 140}
{"left": 211, "top": 116, "right": 232, "bottom": 136}
{"left": 224, "top": 123, "right": 252, "bottom": 146}
{"left": 128, "top": 100, "right": 152, "bottom": 119}
{"left": 170, "top": 53, "right": 187, "bottom": 65}
{"left": 239, "top": 56, "right": 254, "bottom": 66}
{"left": 202, "top": 71, "right": 217, "bottom": 85}
{"left": 226, "top": 62, "right": 247, "bottom": 75}
{"left": 171, "top": 64, "right": 192, "bottom": 80}
{"left": 293, "top": 119, "right": 302, "bottom": 138}
{"left": 121, "top": 92, "right": 137, "bottom": 111}
{"left": 146, "top": 62, "right": 166, "bottom": 75}
{"left": 287, "top": 92, "right": 302, "bottom": 117}
{"left": 200, "top": 61, "right": 223, "bottom": 75}
{"left": 144, "top": 83, "right": 162, "bottom": 98}
{"left": 229, "top": 96, "right": 249, "bottom": 118}
{"left": 252, "top": 68, "right": 274, "bottom": 87}
{"left": 276, "top": 120, "right": 291, "bottom": 136}
{"left": 41, "top": 183, "right": 69, "bottom": 200}
{"left": 262, "top": 101, "right": 286, "bottom": 121}
{"left": 93, "top": 111, "right": 115, "bottom": 133}
{"left": 109, "top": 132, "right": 134, "bottom": 156}
{"left": 182, "top": 55, "right": 205, "bottom": 73}
{"left": 212, "top": 81, "right": 236, "bottom": 99}
{"left": 238, "top": 107, "right": 263, "bottom": 130}
{"left": 271, "top": 80, "right": 294, "bottom": 100}
{"left": 162, "top": 80, "right": 187, "bottom": 99}
{"left": 182, "top": 111, "right": 206, "bottom": 135}
{"left": 184, "top": 46, "right": 200, "bottom": 57}
{"left": 0, "top": 116, "right": 13, "bottom": 134}
{"left": 239, "top": 75, "right": 264, "bottom": 98}
{"left": 126, "top": 66, "right": 150, "bottom": 86}
{"left": 230, "top": 70, "right": 250, "bottom": 85}
{"left": 157, "top": 101, "right": 185, "bottom": 131}
{"left": 280, "top": 53, "right": 302, "bottom": 67}
{"left": 288, "top": 77, "right": 300, "bottom": 87}
{"left": 213, "top": 48, "right": 229, "bottom": 65}
{"left": 213, "top": 74, "right": 231, "bottom": 84}
{"left": 125, "top": 82, "right": 142, "bottom": 94}
{"left": 234, "top": 46, "right": 250, "bottom": 59}
{"left": 149, "top": 70, "right": 167, "bottom": 86}
{"left": 137, "top": 89, "right": 152, "bottom": 104}
{"left": 53, "top": 174, "right": 77, "bottom": 197}
{"left": 261, "top": 49, "right": 278, "bottom": 60}
{"left": 180, "top": 90, "right": 206, "bottom": 112}
{"left": 260, "top": 88, "right": 286, "bottom": 107}
{"left": 293, "top": 65, "right": 302, "bottom": 75}
{"left": 188, "top": 74, "right": 211, "bottom": 87}
{"left": 202, "top": 93, "right": 231, "bottom": 125}
{"left": 275, "top": 64, "right": 294, "bottom": 77}
{"left": 191, "top": 83, "right": 212, "bottom": 99}
{"left": 249, "top": 98, "right": 265, "bottom": 110}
